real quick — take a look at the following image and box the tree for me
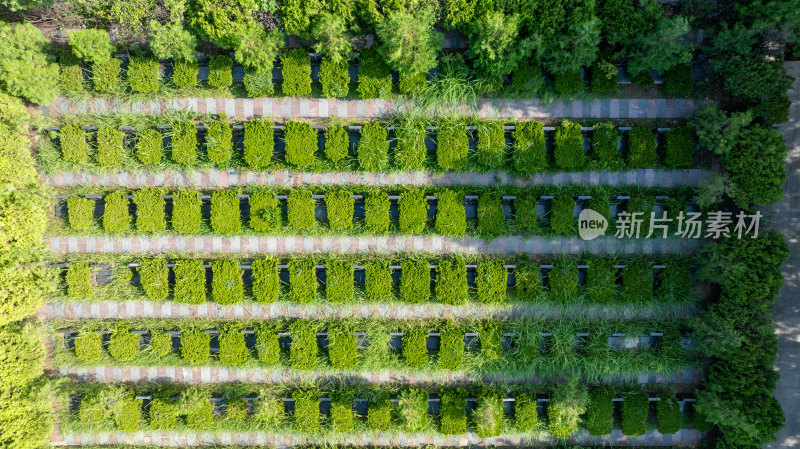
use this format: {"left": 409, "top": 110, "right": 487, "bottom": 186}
{"left": 544, "top": 18, "right": 601, "bottom": 75}
{"left": 625, "top": 16, "right": 693, "bottom": 77}
{"left": 188, "top": 0, "right": 257, "bottom": 49}
{"left": 467, "top": 11, "right": 539, "bottom": 79}
{"left": 68, "top": 29, "right": 115, "bottom": 63}
{"left": 0, "top": 0, "right": 50, "bottom": 11}
{"left": 148, "top": 21, "right": 197, "bottom": 61}
{"left": 312, "top": 13, "right": 353, "bottom": 65}
{"left": 376, "top": 7, "right": 443, "bottom": 77}
{"left": 234, "top": 23, "right": 284, "bottom": 73}
{"left": 690, "top": 104, "right": 754, "bottom": 156}
{"left": 719, "top": 125, "right": 786, "bottom": 208}
{"left": 598, "top": 0, "right": 661, "bottom": 46}
{"left": 719, "top": 56, "right": 792, "bottom": 102}
{"left": 0, "top": 22, "right": 59, "bottom": 105}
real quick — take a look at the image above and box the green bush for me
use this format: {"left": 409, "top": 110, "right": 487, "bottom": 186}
{"left": 399, "top": 188, "right": 428, "bottom": 233}
{"left": 435, "top": 189, "right": 466, "bottom": 236}
{"left": 206, "top": 119, "right": 233, "bottom": 165}
{"left": 553, "top": 70, "right": 583, "bottom": 94}
{"left": 324, "top": 126, "right": 349, "bottom": 163}
{"left": 331, "top": 392, "right": 355, "bottom": 432}
{"left": 401, "top": 260, "right": 430, "bottom": 303}
{"left": 623, "top": 260, "right": 653, "bottom": 303}
{"left": 171, "top": 121, "right": 197, "bottom": 166}
{"left": 256, "top": 324, "right": 280, "bottom": 363}
{"left": 93, "top": 58, "right": 122, "bottom": 92}
{"left": 139, "top": 258, "right": 169, "bottom": 301}
{"left": 243, "top": 69, "right": 275, "bottom": 97}
{"left": 69, "top": 29, "right": 114, "bottom": 64}
{"left": 284, "top": 121, "right": 317, "bottom": 167}
{"left": 626, "top": 194, "right": 653, "bottom": 234}
{"left": 357, "top": 48, "right": 392, "bottom": 98}
{"left": 61, "top": 63, "right": 85, "bottom": 92}
{"left": 477, "top": 193, "right": 504, "bottom": 239}
{"left": 476, "top": 122, "right": 506, "bottom": 169}
{"left": 249, "top": 191, "right": 281, "bottom": 231}
{"left": 515, "top": 263, "right": 542, "bottom": 300}
{"left": 253, "top": 393, "right": 284, "bottom": 425}
{"left": 554, "top": 120, "right": 585, "bottom": 169}
{"left": 149, "top": 399, "right": 178, "bottom": 430}
{"left": 289, "top": 260, "right": 317, "bottom": 303}
{"left": 358, "top": 123, "right": 389, "bottom": 171}
{"left": 436, "top": 257, "right": 467, "bottom": 305}
{"left": 627, "top": 125, "right": 657, "bottom": 168}
{"left": 108, "top": 330, "right": 139, "bottom": 362}
{"left": 438, "top": 323, "right": 464, "bottom": 369}
{"left": 586, "top": 388, "right": 614, "bottom": 435}
{"left": 587, "top": 194, "right": 611, "bottom": 225}
{"left": 172, "top": 190, "right": 201, "bottom": 234}
{"left": 591, "top": 64, "right": 618, "bottom": 92}
{"left": 475, "top": 393, "right": 503, "bottom": 438}
{"left": 219, "top": 326, "right": 249, "bottom": 365}
{"left": 66, "top": 262, "right": 92, "bottom": 299}
{"left": 226, "top": 398, "right": 248, "bottom": 420}
{"left": 512, "top": 64, "right": 545, "bottom": 94}
{"left": 68, "top": 197, "right": 94, "bottom": 230}
{"left": 252, "top": 258, "right": 280, "bottom": 303}
{"left": 61, "top": 123, "right": 88, "bottom": 163}
{"left": 207, "top": 55, "right": 233, "bottom": 88}
{"left": 664, "top": 64, "right": 692, "bottom": 95}
{"left": 586, "top": 258, "right": 616, "bottom": 302}
{"left": 135, "top": 128, "right": 163, "bottom": 165}
{"left": 621, "top": 392, "right": 649, "bottom": 436}
{"left": 210, "top": 190, "right": 241, "bottom": 234}
{"left": 115, "top": 395, "right": 142, "bottom": 431}
{"left": 402, "top": 327, "right": 428, "bottom": 368}
{"left": 320, "top": 58, "right": 350, "bottom": 98}
{"left": 440, "top": 388, "right": 467, "bottom": 434}
{"left": 293, "top": 390, "right": 320, "bottom": 432}
{"left": 663, "top": 126, "right": 693, "bottom": 167}
{"left": 436, "top": 123, "right": 468, "bottom": 170}
{"left": 182, "top": 388, "right": 213, "bottom": 429}
{"left": 398, "top": 388, "right": 428, "bottom": 430}
{"left": 513, "top": 121, "right": 546, "bottom": 174}
{"left": 326, "top": 190, "right": 354, "bottom": 230}
{"left": 127, "top": 57, "right": 160, "bottom": 93}
{"left": 0, "top": 21, "right": 60, "bottom": 104}
{"left": 74, "top": 331, "right": 102, "bottom": 361}
{"left": 591, "top": 122, "right": 620, "bottom": 165}
{"left": 281, "top": 49, "right": 312, "bottom": 96}
{"left": 657, "top": 395, "right": 682, "bottom": 434}
{"left": 367, "top": 398, "right": 393, "bottom": 430}
{"left": 364, "top": 191, "right": 390, "bottom": 233}
{"left": 515, "top": 393, "right": 538, "bottom": 431}
{"left": 243, "top": 120, "right": 274, "bottom": 169}
{"left": 398, "top": 71, "right": 426, "bottom": 94}
{"left": 549, "top": 194, "right": 574, "bottom": 234}
{"left": 172, "top": 59, "right": 199, "bottom": 88}
{"left": 395, "top": 120, "right": 427, "bottom": 170}
{"left": 150, "top": 332, "right": 173, "bottom": 356}
{"left": 480, "top": 321, "right": 502, "bottom": 359}
{"left": 181, "top": 329, "right": 210, "bottom": 364}
{"left": 133, "top": 188, "right": 166, "bottom": 232}
{"left": 288, "top": 189, "right": 315, "bottom": 229}
{"left": 549, "top": 258, "right": 577, "bottom": 302}
{"left": 548, "top": 381, "right": 588, "bottom": 439}
{"left": 658, "top": 260, "right": 691, "bottom": 301}
{"left": 514, "top": 194, "right": 537, "bottom": 229}
{"left": 212, "top": 260, "right": 243, "bottom": 304}
{"left": 328, "top": 323, "right": 357, "bottom": 369}
{"left": 96, "top": 126, "right": 124, "bottom": 166}
{"left": 476, "top": 260, "right": 507, "bottom": 304}
{"left": 173, "top": 259, "right": 206, "bottom": 304}
{"left": 290, "top": 320, "right": 317, "bottom": 370}
{"left": 78, "top": 395, "right": 107, "bottom": 425}
{"left": 326, "top": 261, "right": 354, "bottom": 302}
{"left": 364, "top": 260, "right": 392, "bottom": 301}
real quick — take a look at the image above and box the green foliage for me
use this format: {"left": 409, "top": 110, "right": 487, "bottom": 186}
{"left": 440, "top": 388, "right": 467, "bottom": 434}
{"left": 623, "top": 260, "right": 653, "bottom": 303}
{"left": 544, "top": 19, "right": 601, "bottom": 76}
{"left": 289, "top": 260, "right": 317, "bottom": 303}
{"left": 626, "top": 17, "right": 692, "bottom": 77}
{"left": 515, "top": 263, "right": 542, "bottom": 300}
{"left": 96, "top": 126, "right": 125, "bottom": 166}
{"left": 172, "top": 190, "right": 201, "bottom": 234}
{"left": 550, "top": 194, "right": 575, "bottom": 234}
{"left": 324, "top": 126, "right": 349, "bottom": 163}
{"left": 364, "top": 191, "right": 390, "bottom": 233}
{"left": 206, "top": 119, "right": 233, "bottom": 165}
{"left": 284, "top": 121, "right": 317, "bottom": 167}
{"left": 0, "top": 324, "right": 45, "bottom": 388}
{"left": 1, "top": 0, "right": 49, "bottom": 11}
{"left": 287, "top": 189, "right": 316, "bottom": 229}
{"left": 548, "top": 381, "right": 588, "bottom": 439}
{"left": 139, "top": 258, "right": 169, "bottom": 300}
{"left": 586, "top": 258, "right": 616, "bottom": 302}
{"left": 398, "top": 71, "right": 426, "bottom": 94}
{"left": 148, "top": 398, "right": 177, "bottom": 429}
{"left": 657, "top": 395, "right": 683, "bottom": 434}
{"left": 249, "top": 191, "right": 281, "bottom": 232}
{"left": 367, "top": 398, "right": 393, "bottom": 430}
{"left": 554, "top": 120, "right": 585, "bottom": 169}
{"left": 135, "top": 128, "right": 163, "bottom": 165}
{"left": 398, "top": 388, "right": 428, "bottom": 430}
{"left": 328, "top": 323, "right": 357, "bottom": 369}
{"left": 591, "top": 61, "right": 619, "bottom": 92}
{"left": 114, "top": 395, "right": 142, "bottom": 431}
{"left": 476, "top": 122, "right": 506, "bottom": 169}
{"left": 586, "top": 388, "right": 614, "bottom": 435}
{"left": 312, "top": 13, "right": 352, "bottom": 64}
{"left": 235, "top": 24, "right": 282, "bottom": 74}
{"left": 331, "top": 392, "right": 355, "bottom": 432}
{"left": 68, "top": 197, "right": 94, "bottom": 230}
{"left": 69, "top": 29, "right": 114, "bottom": 64}
{"left": 293, "top": 390, "right": 320, "bottom": 432}
{"left": 476, "top": 193, "right": 504, "bottom": 239}
{"left": 172, "top": 59, "right": 199, "bottom": 88}
{"left": 722, "top": 56, "right": 792, "bottom": 102}
{"left": 212, "top": 260, "right": 243, "bottom": 304}
{"left": 357, "top": 48, "right": 392, "bottom": 98}
{"left": 549, "top": 258, "right": 577, "bottom": 302}
{"left": 60, "top": 123, "right": 88, "bottom": 163}
{"left": 0, "top": 91, "right": 30, "bottom": 133}
{"left": 663, "top": 126, "right": 693, "bottom": 167}
{"left": 188, "top": 0, "right": 256, "bottom": 49}
{"left": 364, "top": 260, "right": 392, "bottom": 301}
{"left": 150, "top": 332, "right": 173, "bottom": 356}
{"left": 210, "top": 190, "right": 241, "bottom": 234}
{"left": 467, "top": 11, "right": 537, "bottom": 79}
{"left": 207, "top": 55, "right": 233, "bottom": 88}
{"left": 133, "top": 188, "right": 166, "bottom": 232}
{"left": 475, "top": 393, "right": 503, "bottom": 438}
{"left": 173, "top": 259, "right": 206, "bottom": 304}
{"left": 243, "top": 120, "right": 274, "bottom": 169}
{"left": 290, "top": 320, "right": 317, "bottom": 370}
{"left": 401, "top": 260, "right": 430, "bottom": 303}
{"left": 108, "top": 330, "right": 139, "bottom": 362}
{"left": 256, "top": 325, "right": 280, "bottom": 363}
{"left": 252, "top": 259, "right": 280, "bottom": 303}
{"left": 92, "top": 58, "right": 121, "bottom": 92}
{"left": 436, "top": 123, "right": 468, "bottom": 170}
{"left": 664, "top": 64, "right": 693, "bottom": 95}
{"left": 394, "top": 120, "right": 427, "bottom": 170}
{"left": 66, "top": 262, "right": 92, "bottom": 299}
{"left": 402, "top": 327, "right": 428, "bottom": 368}
{"left": 171, "top": 121, "right": 198, "bottom": 166}
{"left": 219, "top": 325, "right": 249, "bottom": 365}
{"left": 181, "top": 329, "right": 210, "bottom": 364}
{"left": 281, "top": 49, "right": 312, "bottom": 96}
{"left": 226, "top": 398, "right": 248, "bottom": 420}
{"left": 375, "top": 7, "right": 442, "bottom": 76}
{"left": 512, "top": 64, "right": 544, "bottom": 94}
{"left": 358, "top": 123, "right": 389, "bottom": 171}
{"left": 320, "top": 58, "right": 350, "bottom": 98}
{"left": 591, "top": 122, "right": 620, "bottom": 164}
{"left": 719, "top": 125, "right": 786, "bottom": 208}
{"left": 553, "top": 70, "right": 584, "bottom": 94}
{"left": 74, "top": 331, "right": 102, "bottom": 361}
{"left": 0, "top": 22, "right": 59, "bottom": 104}
{"left": 515, "top": 393, "right": 539, "bottom": 431}
{"left": 243, "top": 69, "right": 275, "bottom": 97}
{"left": 626, "top": 125, "right": 657, "bottom": 168}
{"left": 439, "top": 323, "right": 464, "bottom": 369}
{"left": 514, "top": 195, "right": 537, "bottom": 229}
{"left": 399, "top": 188, "right": 428, "bottom": 233}
{"left": 476, "top": 260, "right": 507, "bottom": 304}
{"left": 658, "top": 260, "right": 691, "bottom": 301}
{"left": 513, "top": 121, "right": 546, "bottom": 174}
{"left": 435, "top": 189, "right": 466, "bottom": 236}
{"left": 148, "top": 21, "right": 197, "bottom": 61}
{"left": 436, "top": 257, "right": 467, "bottom": 305}
{"left": 480, "top": 321, "right": 502, "bottom": 359}
{"left": 621, "top": 391, "right": 649, "bottom": 436}
{"left": 599, "top": 0, "right": 661, "bottom": 45}
{"left": 326, "top": 261, "right": 354, "bottom": 302}
{"left": 182, "top": 388, "right": 213, "bottom": 429}
{"left": 127, "top": 57, "right": 160, "bottom": 93}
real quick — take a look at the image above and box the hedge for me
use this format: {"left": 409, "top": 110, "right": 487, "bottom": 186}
{"left": 219, "top": 325, "right": 249, "bottom": 365}
{"left": 401, "top": 327, "right": 427, "bottom": 368}
{"left": 663, "top": 126, "right": 693, "bottom": 167}
{"left": 476, "top": 260, "right": 507, "bottom": 304}
{"left": 139, "top": 258, "right": 169, "bottom": 301}
{"left": 252, "top": 259, "right": 280, "bottom": 303}
{"left": 60, "top": 123, "right": 87, "bottom": 163}
{"left": 367, "top": 398, "right": 393, "bottom": 430}
{"left": 148, "top": 398, "right": 177, "bottom": 429}
{"left": 592, "top": 122, "right": 620, "bottom": 164}
{"left": 513, "top": 121, "right": 546, "bottom": 173}
{"left": 480, "top": 321, "right": 502, "bottom": 359}
{"left": 289, "top": 320, "right": 317, "bottom": 370}
{"left": 326, "top": 261, "right": 354, "bottom": 302}
{"left": 281, "top": 49, "right": 312, "bottom": 96}
{"left": 586, "top": 387, "right": 614, "bottom": 435}
{"left": 364, "top": 261, "right": 392, "bottom": 301}
{"left": 127, "top": 57, "right": 159, "bottom": 93}
{"left": 623, "top": 259, "right": 653, "bottom": 303}
{"left": 206, "top": 119, "right": 233, "bottom": 165}
{"left": 553, "top": 70, "right": 583, "bottom": 94}
{"left": 328, "top": 323, "right": 357, "bottom": 369}
{"left": 515, "top": 263, "right": 542, "bottom": 300}
{"left": 658, "top": 260, "right": 691, "bottom": 301}
{"left": 436, "top": 123, "right": 468, "bottom": 170}
{"left": 151, "top": 332, "right": 173, "bottom": 356}
{"left": 243, "top": 69, "right": 275, "bottom": 97}
{"left": 331, "top": 392, "right": 355, "bottom": 432}
{"left": 96, "top": 126, "right": 124, "bottom": 166}
{"left": 591, "top": 65, "right": 618, "bottom": 92}
{"left": 549, "top": 259, "right": 577, "bottom": 303}
{"left": 108, "top": 330, "right": 139, "bottom": 362}
{"left": 66, "top": 262, "right": 92, "bottom": 299}
{"left": 358, "top": 122, "right": 389, "bottom": 171}
{"left": 398, "top": 388, "right": 428, "bottom": 430}
{"left": 181, "top": 329, "right": 210, "bottom": 364}
{"left": 133, "top": 188, "right": 166, "bottom": 232}
{"left": 210, "top": 190, "right": 241, "bottom": 234}
{"left": 253, "top": 394, "right": 284, "bottom": 425}
{"left": 475, "top": 393, "right": 503, "bottom": 438}
{"left": 171, "top": 121, "right": 197, "bottom": 165}
{"left": 93, "top": 58, "right": 121, "bottom": 92}
{"left": 364, "top": 191, "right": 390, "bottom": 233}
{"left": 172, "top": 190, "right": 202, "bottom": 234}
{"left": 586, "top": 257, "right": 616, "bottom": 302}
{"left": 68, "top": 196, "right": 94, "bottom": 230}
{"left": 550, "top": 194, "right": 574, "bottom": 234}
{"left": 115, "top": 396, "right": 142, "bottom": 431}
{"left": 324, "top": 125, "right": 349, "bottom": 163}
{"left": 207, "top": 55, "right": 233, "bottom": 88}
{"left": 173, "top": 59, "right": 199, "bottom": 88}
{"left": 289, "top": 260, "right": 317, "bottom": 303}
{"left": 627, "top": 125, "right": 657, "bottom": 168}
{"left": 325, "top": 190, "right": 354, "bottom": 230}
{"left": 401, "top": 260, "right": 430, "bottom": 303}
{"left": 287, "top": 189, "right": 315, "bottom": 229}
{"left": 621, "top": 392, "right": 649, "bottom": 436}
{"left": 514, "top": 194, "right": 537, "bottom": 229}
{"left": 61, "top": 61, "right": 84, "bottom": 92}
{"left": 515, "top": 393, "right": 539, "bottom": 431}
{"left": 436, "top": 257, "right": 468, "bottom": 305}
{"left": 294, "top": 390, "right": 320, "bottom": 432}
{"left": 394, "top": 120, "right": 427, "bottom": 170}
{"left": 256, "top": 324, "right": 280, "bottom": 364}
{"left": 554, "top": 120, "right": 585, "bottom": 169}
{"left": 477, "top": 193, "right": 504, "bottom": 239}
{"left": 435, "top": 189, "right": 466, "bottom": 236}
{"left": 357, "top": 48, "right": 392, "bottom": 98}
{"left": 657, "top": 395, "right": 683, "bottom": 434}
{"left": 284, "top": 121, "right": 317, "bottom": 167}
{"left": 664, "top": 64, "right": 693, "bottom": 95}
{"left": 173, "top": 259, "right": 206, "bottom": 304}
{"left": 211, "top": 260, "right": 243, "bottom": 305}
{"left": 438, "top": 323, "right": 464, "bottom": 369}
{"left": 249, "top": 190, "right": 281, "bottom": 232}
{"left": 74, "top": 331, "right": 102, "bottom": 361}
{"left": 135, "top": 128, "right": 163, "bottom": 165}
{"left": 399, "top": 188, "right": 428, "bottom": 233}
{"left": 476, "top": 122, "right": 506, "bottom": 169}
{"left": 320, "top": 58, "right": 350, "bottom": 98}
{"left": 183, "top": 388, "right": 213, "bottom": 429}
{"left": 440, "top": 388, "right": 467, "bottom": 434}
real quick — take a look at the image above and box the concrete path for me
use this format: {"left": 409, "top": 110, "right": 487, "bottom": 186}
{"left": 769, "top": 60, "right": 800, "bottom": 449}
{"left": 39, "top": 97, "right": 706, "bottom": 119}
{"left": 46, "top": 168, "right": 709, "bottom": 189}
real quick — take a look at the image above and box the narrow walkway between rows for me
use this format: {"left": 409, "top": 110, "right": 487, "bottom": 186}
{"left": 47, "top": 235, "right": 700, "bottom": 255}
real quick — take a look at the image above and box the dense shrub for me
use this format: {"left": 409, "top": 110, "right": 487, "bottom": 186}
{"left": 148, "top": 398, "right": 177, "bottom": 429}
{"left": 108, "top": 330, "right": 139, "bottom": 362}
{"left": 249, "top": 191, "right": 281, "bottom": 231}
{"left": 515, "top": 393, "right": 539, "bottom": 431}
{"left": 256, "top": 324, "right": 280, "bottom": 363}
{"left": 436, "top": 123, "right": 468, "bottom": 170}
{"left": 357, "top": 48, "right": 392, "bottom": 98}
{"left": 586, "top": 388, "right": 614, "bottom": 435}
{"left": 326, "top": 261, "right": 354, "bottom": 303}
{"left": 180, "top": 329, "right": 210, "bottom": 364}
{"left": 93, "top": 58, "right": 122, "bottom": 92}
{"left": 182, "top": 388, "right": 213, "bottom": 429}
{"left": 440, "top": 388, "right": 467, "bottom": 434}
{"left": 287, "top": 189, "right": 315, "bottom": 229}
{"left": 252, "top": 259, "right": 280, "bottom": 303}
{"left": 96, "top": 126, "right": 125, "bottom": 166}
{"left": 331, "top": 392, "right": 355, "bottom": 432}
{"left": 114, "top": 395, "right": 142, "bottom": 431}
{"left": 150, "top": 332, "right": 173, "bottom": 356}
{"left": 514, "top": 194, "right": 537, "bottom": 229}
{"left": 553, "top": 70, "right": 583, "bottom": 94}
{"left": 61, "top": 123, "right": 88, "bottom": 163}
{"left": 438, "top": 323, "right": 464, "bottom": 369}
{"left": 68, "top": 197, "right": 94, "bottom": 230}
{"left": 476, "top": 122, "right": 506, "bottom": 169}
{"left": 210, "top": 190, "right": 241, "bottom": 234}
{"left": 326, "top": 190, "right": 354, "bottom": 230}
{"left": 171, "top": 121, "right": 198, "bottom": 166}
{"left": 402, "top": 327, "right": 428, "bottom": 368}
{"left": 243, "top": 69, "right": 274, "bottom": 97}
{"left": 320, "top": 58, "right": 350, "bottom": 98}
{"left": 66, "top": 263, "right": 92, "bottom": 299}
{"left": 436, "top": 257, "right": 468, "bottom": 305}
{"left": 476, "top": 260, "right": 507, "bottom": 304}
{"left": 173, "top": 259, "right": 206, "bottom": 304}
{"left": 281, "top": 49, "right": 312, "bottom": 96}
{"left": 242, "top": 120, "right": 274, "bottom": 169}
{"left": 135, "top": 128, "right": 163, "bottom": 165}
{"left": 623, "top": 260, "right": 653, "bottom": 303}
{"left": 172, "top": 190, "right": 201, "bottom": 234}
{"left": 621, "top": 392, "right": 649, "bottom": 436}
{"left": 290, "top": 320, "right": 317, "bottom": 370}
{"left": 207, "top": 55, "right": 233, "bottom": 88}
{"left": 206, "top": 119, "right": 233, "bottom": 165}
{"left": 663, "top": 126, "right": 693, "bottom": 167}
{"left": 435, "top": 189, "right": 466, "bottom": 236}
{"left": 719, "top": 125, "right": 786, "bottom": 208}
{"left": 549, "top": 194, "right": 575, "bottom": 234}
{"left": 658, "top": 260, "right": 691, "bottom": 301}
{"left": 324, "top": 126, "right": 349, "bottom": 163}
{"left": 512, "top": 64, "right": 544, "bottom": 94}
{"left": 398, "top": 71, "right": 426, "bottom": 94}
{"left": 226, "top": 398, "right": 248, "bottom": 420}
{"left": 515, "top": 263, "right": 542, "bottom": 300}
{"left": 401, "top": 260, "right": 430, "bottom": 303}
{"left": 0, "top": 22, "right": 59, "bottom": 104}
{"left": 657, "top": 395, "right": 683, "bottom": 434}
{"left": 477, "top": 193, "right": 504, "bottom": 239}
{"left": 211, "top": 260, "right": 243, "bottom": 304}
{"left": 284, "top": 121, "right": 317, "bottom": 167}
{"left": 358, "top": 123, "right": 389, "bottom": 171}
{"left": 719, "top": 56, "right": 790, "bottom": 102}
{"left": 554, "top": 120, "right": 585, "bottom": 169}
{"left": 586, "top": 258, "right": 616, "bottom": 302}
{"left": 398, "top": 388, "right": 428, "bottom": 430}
{"left": 367, "top": 398, "right": 393, "bottom": 430}
{"left": 69, "top": 29, "right": 114, "bottom": 64}
{"left": 399, "top": 188, "right": 428, "bottom": 233}
{"left": 172, "top": 60, "right": 199, "bottom": 88}
{"left": 133, "top": 189, "right": 166, "bottom": 232}
{"left": 328, "top": 323, "right": 357, "bottom": 369}
{"left": 587, "top": 194, "right": 611, "bottom": 225}
{"left": 479, "top": 321, "right": 502, "bottom": 360}
{"left": 364, "top": 261, "right": 392, "bottom": 301}
{"left": 293, "top": 390, "right": 320, "bottom": 432}
{"left": 375, "top": 7, "right": 441, "bottom": 77}
{"left": 289, "top": 260, "right": 317, "bottom": 303}
{"left": 475, "top": 393, "right": 503, "bottom": 438}
{"left": 627, "top": 125, "right": 657, "bottom": 168}
{"left": 61, "top": 61, "right": 85, "bottom": 92}
{"left": 139, "top": 258, "right": 169, "bottom": 301}
{"left": 591, "top": 63, "right": 618, "bottom": 92}
{"left": 548, "top": 381, "right": 588, "bottom": 439}
{"left": 664, "top": 64, "right": 692, "bottom": 95}
{"left": 394, "top": 120, "right": 427, "bottom": 170}
{"left": 127, "top": 57, "right": 160, "bottom": 93}
{"left": 149, "top": 21, "right": 197, "bottom": 62}
{"left": 364, "top": 191, "right": 390, "bottom": 233}
{"left": 219, "top": 326, "right": 249, "bottom": 365}
{"left": 513, "top": 121, "right": 546, "bottom": 174}
{"left": 591, "top": 122, "right": 620, "bottom": 165}
{"left": 549, "top": 258, "right": 577, "bottom": 302}
{"left": 74, "top": 331, "right": 101, "bottom": 361}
